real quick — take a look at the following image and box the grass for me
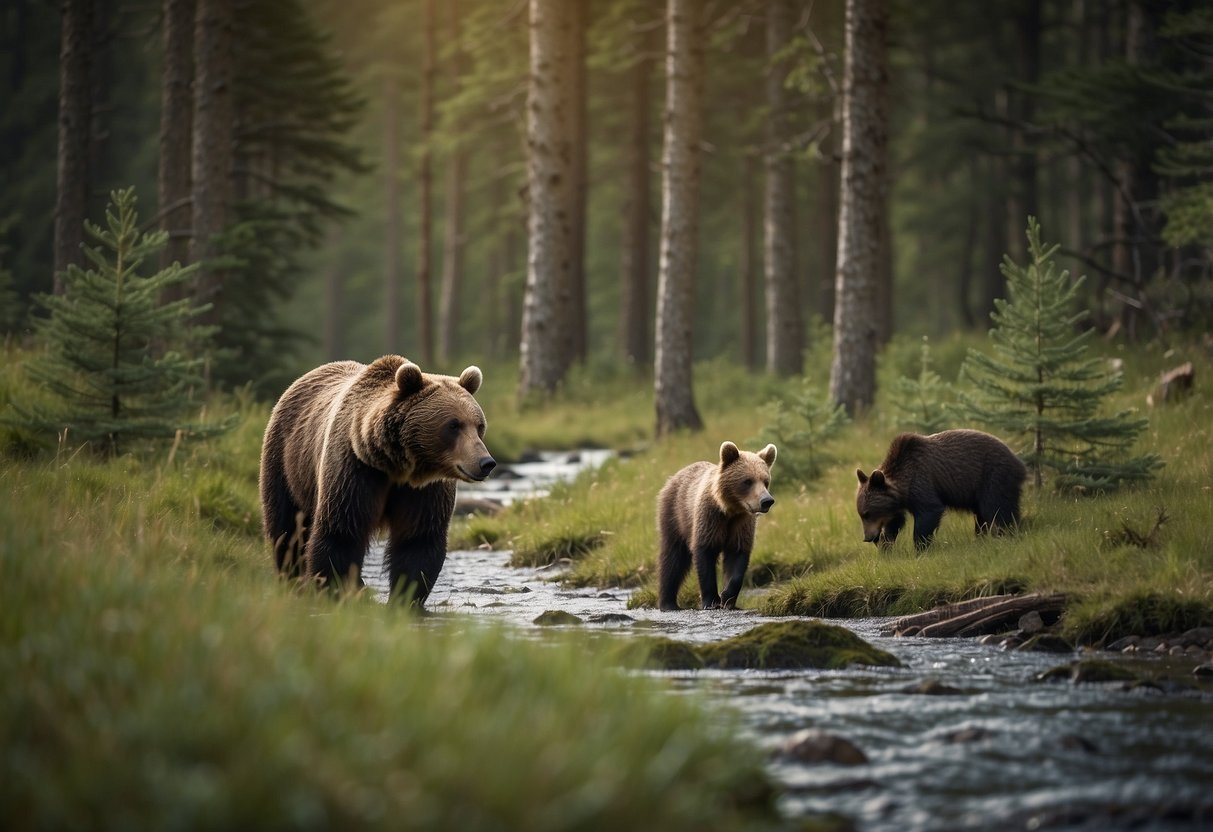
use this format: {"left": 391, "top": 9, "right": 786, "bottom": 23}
{"left": 454, "top": 336, "right": 1213, "bottom": 645}
{"left": 0, "top": 346, "right": 783, "bottom": 831}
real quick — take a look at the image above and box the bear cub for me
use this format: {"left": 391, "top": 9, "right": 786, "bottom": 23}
{"left": 657, "top": 441, "right": 778, "bottom": 611}
{"left": 856, "top": 429, "right": 1025, "bottom": 550}
{"left": 259, "top": 355, "right": 494, "bottom": 604}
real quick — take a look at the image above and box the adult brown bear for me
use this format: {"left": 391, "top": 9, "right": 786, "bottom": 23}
{"left": 656, "top": 441, "right": 778, "bottom": 611}
{"left": 259, "top": 355, "right": 494, "bottom": 603}
{"left": 856, "top": 429, "right": 1025, "bottom": 550}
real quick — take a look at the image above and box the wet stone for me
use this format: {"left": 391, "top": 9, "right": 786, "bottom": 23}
{"left": 1106, "top": 635, "right": 1139, "bottom": 652}
{"left": 944, "top": 726, "right": 994, "bottom": 744}
{"left": 532, "top": 610, "right": 584, "bottom": 626}
{"left": 1017, "top": 633, "right": 1074, "bottom": 654}
{"left": 779, "top": 729, "right": 869, "bottom": 766}
{"left": 1058, "top": 734, "right": 1099, "bottom": 754}
{"left": 586, "top": 613, "right": 634, "bottom": 624}
{"left": 1018, "top": 610, "right": 1045, "bottom": 634}
{"left": 1069, "top": 660, "right": 1139, "bottom": 685}
{"left": 902, "top": 679, "right": 966, "bottom": 696}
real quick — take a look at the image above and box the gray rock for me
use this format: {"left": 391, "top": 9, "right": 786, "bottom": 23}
{"left": 1018, "top": 610, "right": 1045, "bottom": 634}
{"left": 780, "top": 729, "right": 869, "bottom": 766}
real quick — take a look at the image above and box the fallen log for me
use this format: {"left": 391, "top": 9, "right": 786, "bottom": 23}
{"left": 880, "top": 594, "right": 1017, "bottom": 636}
{"left": 883, "top": 593, "right": 1067, "bottom": 638}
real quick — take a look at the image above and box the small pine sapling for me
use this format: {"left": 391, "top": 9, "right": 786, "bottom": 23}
{"left": 8, "top": 188, "right": 228, "bottom": 455}
{"left": 753, "top": 376, "right": 849, "bottom": 486}
{"left": 959, "top": 217, "right": 1162, "bottom": 492}
{"left": 891, "top": 336, "right": 955, "bottom": 434}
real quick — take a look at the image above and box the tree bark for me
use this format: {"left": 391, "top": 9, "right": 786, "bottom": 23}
{"left": 828, "top": 0, "right": 889, "bottom": 415}
{"left": 189, "top": 0, "right": 234, "bottom": 324}
{"left": 54, "top": 0, "right": 94, "bottom": 295}
{"left": 384, "top": 72, "right": 402, "bottom": 353}
{"left": 416, "top": 0, "right": 436, "bottom": 366}
{"left": 654, "top": 0, "right": 705, "bottom": 435}
{"left": 566, "top": 0, "right": 589, "bottom": 366}
{"left": 158, "top": 0, "right": 194, "bottom": 275}
{"left": 620, "top": 37, "right": 653, "bottom": 370}
{"left": 741, "top": 154, "right": 759, "bottom": 369}
{"left": 519, "top": 0, "right": 575, "bottom": 396}
{"left": 438, "top": 0, "right": 466, "bottom": 365}
{"left": 764, "top": 0, "right": 802, "bottom": 376}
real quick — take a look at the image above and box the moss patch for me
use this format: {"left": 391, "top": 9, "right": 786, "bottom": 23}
{"left": 533, "top": 609, "right": 584, "bottom": 626}
{"left": 635, "top": 621, "right": 902, "bottom": 671}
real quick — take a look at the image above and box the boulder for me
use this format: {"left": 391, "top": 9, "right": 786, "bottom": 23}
{"left": 779, "top": 729, "right": 869, "bottom": 766}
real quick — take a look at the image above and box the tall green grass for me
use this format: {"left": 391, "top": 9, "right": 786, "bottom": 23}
{"left": 0, "top": 348, "right": 781, "bottom": 831}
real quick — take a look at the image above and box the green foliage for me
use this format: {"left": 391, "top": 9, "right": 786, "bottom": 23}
{"left": 890, "top": 336, "right": 955, "bottom": 434}
{"left": 753, "top": 377, "right": 849, "bottom": 486}
{"left": 959, "top": 218, "right": 1162, "bottom": 493}
{"left": 6, "top": 188, "right": 227, "bottom": 455}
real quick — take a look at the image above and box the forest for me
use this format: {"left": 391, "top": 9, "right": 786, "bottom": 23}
{"left": 4, "top": 1, "right": 1213, "bottom": 831}
{"left": 3, "top": 0, "right": 1210, "bottom": 405}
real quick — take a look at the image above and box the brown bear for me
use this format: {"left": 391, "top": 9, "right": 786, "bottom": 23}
{"left": 657, "top": 441, "right": 778, "bottom": 611}
{"left": 855, "top": 429, "right": 1025, "bottom": 551}
{"left": 259, "top": 355, "right": 495, "bottom": 603}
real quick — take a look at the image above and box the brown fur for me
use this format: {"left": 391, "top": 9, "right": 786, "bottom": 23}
{"left": 259, "top": 355, "right": 494, "bottom": 603}
{"left": 657, "top": 441, "right": 777, "bottom": 610}
{"left": 856, "top": 429, "right": 1026, "bottom": 550}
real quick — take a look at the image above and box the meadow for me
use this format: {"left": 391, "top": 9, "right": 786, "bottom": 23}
{"left": 3, "top": 334, "right": 1211, "bottom": 828}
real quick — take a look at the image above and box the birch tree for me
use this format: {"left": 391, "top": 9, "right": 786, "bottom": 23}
{"left": 654, "top": 0, "right": 704, "bottom": 435}
{"left": 828, "top": 0, "right": 889, "bottom": 415}
{"left": 519, "top": 0, "right": 574, "bottom": 396}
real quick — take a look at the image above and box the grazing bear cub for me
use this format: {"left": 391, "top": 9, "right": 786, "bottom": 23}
{"left": 657, "top": 441, "right": 778, "bottom": 611}
{"left": 259, "top": 355, "right": 494, "bottom": 603}
{"left": 856, "top": 429, "right": 1026, "bottom": 551}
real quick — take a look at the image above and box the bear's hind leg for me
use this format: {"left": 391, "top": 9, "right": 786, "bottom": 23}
{"left": 261, "top": 465, "right": 307, "bottom": 577}
{"left": 657, "top": 536, "right": 692, "bottom": 611}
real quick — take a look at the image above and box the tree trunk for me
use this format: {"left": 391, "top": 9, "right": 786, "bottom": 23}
{"left": 764, "top": 0, "right": 802, "bottom": 376}
{"left": 324, "top": 252, "right": 343, "bottom": 360}
{"left": 620, "top": 38, "right": 653, "bottom": 370}
{"left": 566, "top": 0, "right": 589, "bottom": 366}
{"left": 384, "top": 72, "right": 402, "bottom": 353}
{"left": 654, "top": 0, "right": 705, "bottom": 435}
{"left": 828, "top": 0, "right": 889, "bottom": 415}
{"left": 189, "top": 0, "right": 234, "bottom": 325}
{"left": 519, "top": 0, "right": 575, "bottom": 396}
{"left": 438, "top": 0, "right": 466, "bottom": 365}
{"left": 416, "top": 0, "right": 436, "bottom": 366}
{"left": 158, "top": 0, "right": 194, "bottom": 275}
{"left": 741, "top": 154, "right": 759, "bottom": 369}
{"left": 54, "top": 0, "right": 94, "bottom": 295}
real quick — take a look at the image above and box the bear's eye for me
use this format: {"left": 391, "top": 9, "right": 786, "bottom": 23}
{"left": 763, "top": 478, "right": 770, "bottom": 488}
{"left": 743, "top": 478, "right": 754, "bottom": 489}
{"left": 446, "top": 418, "right": 462, "bottom": 435}
{"left": 477, "top": 422, "right": 485, "bottom": 438}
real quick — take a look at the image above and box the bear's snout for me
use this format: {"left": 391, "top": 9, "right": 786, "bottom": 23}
{"left": 478, "top": 455, "right": 497, "bottom": 478}
{"left": 758, "top": 495, "right": 775, "bottom": 513}
{"left": 864, "top": 529, "right": 881, "bottom": 544}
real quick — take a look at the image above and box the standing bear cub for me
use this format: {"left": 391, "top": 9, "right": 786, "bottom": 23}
{"left": 657, "top": 441, "right": 777, "bottom": 611}
{"left": 856, "top": 429, "right": 1025, "bottom": 551}
{"left": 259, "top": 355, "right": 494, "bottom": 603}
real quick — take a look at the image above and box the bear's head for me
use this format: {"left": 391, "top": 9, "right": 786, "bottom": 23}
{"left": 855, "top": 469, "right": 902, "bottom": 545}
{"left": 371, "top": 359, "right": 495, "bottom": 488}
{"left": 715, "top": 441, "right": 777, "bottom": 516}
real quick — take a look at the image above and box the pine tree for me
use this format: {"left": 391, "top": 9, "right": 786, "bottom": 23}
{"left": 8, "top": 188, "right": 224, "bottom": 455}
{"left": 754, "top": 377, "right": 849, "bottom": 487}
{"left": 960, "top": 217, "right": 1162, "bottom": 493}
{"left": 890, "top": 336, "right": 954, "bottom": 435}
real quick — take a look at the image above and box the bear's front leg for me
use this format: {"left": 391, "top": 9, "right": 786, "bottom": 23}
{"left": 306, "top": 464, "right": 387, "bottom": 593}
{"left": 719, "top": 549, "right": 751, "bottom": 609}
{"left": 912, "top": 506, "right": 944, "bottom": 550}
{"left": 880, "top": 513, "right": 906, "bottom": 549}
{"left": 694, "top": 548, "right": 722, "bottom": 609}
{"left": 384, "top": 482, "right": 456, "bottom": 607}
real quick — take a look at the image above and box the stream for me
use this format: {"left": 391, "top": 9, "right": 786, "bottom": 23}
{"left": 363, "top": 452, "right": 1213, "bottom": 832}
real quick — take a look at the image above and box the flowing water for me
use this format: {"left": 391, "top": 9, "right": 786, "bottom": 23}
{"left": 364, "top": 453, "right": 1213, "bottom": 832}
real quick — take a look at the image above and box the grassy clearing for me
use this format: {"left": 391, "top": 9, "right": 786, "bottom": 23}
{"left": 456, "top": 338, "right": 1213, "bottom": 645}
{"left": 0, "top": 348, "right": 783, "bottom": 831}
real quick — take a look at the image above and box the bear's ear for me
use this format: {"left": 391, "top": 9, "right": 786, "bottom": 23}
{"left": 719, "top": 441, "right": 740, "bottom": 468}
{"left": 395, "top": 361, "right": 426, "bottom": 396}
{"left": 856, "top": 468, "right": 868, "bottom": 485}
{"left": 758, "top": 443, "right": 777, "bottom": 468}
{"left": 458, "top": 365, "right": 483, "bottom": 395}
{"left": 869, "top": 469, "right": 886, "bottom": 488}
